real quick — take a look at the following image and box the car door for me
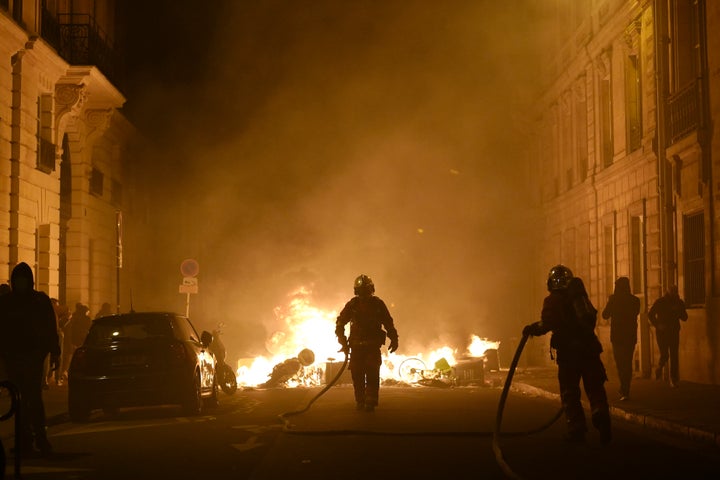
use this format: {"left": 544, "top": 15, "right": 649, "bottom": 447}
{"left": 176, "top": 316, "right": 215, "bottom": 392}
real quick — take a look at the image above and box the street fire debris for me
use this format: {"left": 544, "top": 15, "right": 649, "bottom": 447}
{"left": 236, "top": 287, "right": 500, "bottom": 389}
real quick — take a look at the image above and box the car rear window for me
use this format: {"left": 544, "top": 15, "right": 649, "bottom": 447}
{"left": 86, "top": 314, "right": 174, "bottom": 346}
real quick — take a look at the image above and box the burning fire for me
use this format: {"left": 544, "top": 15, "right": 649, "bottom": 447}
{"left": 236, "top": 286, "right": 500, "bottom": 387}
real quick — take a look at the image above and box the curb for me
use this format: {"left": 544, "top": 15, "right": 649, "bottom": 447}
{"left": 512, "top": 382, "right": 719, "bottom": 448}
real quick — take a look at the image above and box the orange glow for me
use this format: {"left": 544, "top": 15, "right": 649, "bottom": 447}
{"left": 236, "top": 286, "right": 500, "bottom": 388}
{"left": 467, "top": 335, "right": 500, "bottom": 357}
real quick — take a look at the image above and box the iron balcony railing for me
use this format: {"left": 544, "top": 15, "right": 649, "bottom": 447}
{"left": 40, "top": 9, "right": 124, "bottom": 92}
{"left": 667, "top": 81, "right": 699, "bottom": 146}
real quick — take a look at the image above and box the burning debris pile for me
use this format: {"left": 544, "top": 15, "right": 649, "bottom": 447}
{"left": 258, "top": 348, "right": 318, "bottom": 388}
{"left": 236, "top": 286, "right": 500, "bottom": 389}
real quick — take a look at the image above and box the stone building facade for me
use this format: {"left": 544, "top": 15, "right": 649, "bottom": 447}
{"left": 0, "top": 1, "right": 135, "bottom": 316}
{"left": 528, "top": 0, "right": 720, "bottom": 385}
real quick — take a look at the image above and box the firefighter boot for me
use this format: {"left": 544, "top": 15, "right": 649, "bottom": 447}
{"left": 592, "top": 410, "right": 612, "bottom": 445}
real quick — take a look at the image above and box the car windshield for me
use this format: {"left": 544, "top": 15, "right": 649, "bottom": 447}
{"left": 86, "top": 314, "right": 174, "bottom": 346}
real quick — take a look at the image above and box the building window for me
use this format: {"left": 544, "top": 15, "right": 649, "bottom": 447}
{"left": 36, "top": 95, "right": 56, "bottom": 173}
{"left": 683, "top": 212, "right": 704, "bottom": 306}
{"left": 604, "top": 224, "right": 615, "bottom": 299}
{"left": 667, "top": 0, "right": 696, "bottom": 94}
{"left": 625, "top": 54, "right": 642, "bottom": 153}
{"left": 666, "top": 0, "right": 699, "bottom": 146}
{"left": 575, "top": 90, "right": 588, "bottom": 181}
{"left": 90, "top": 168, "right": 104, "bottom": 197}
{"left": 630, "top": 215, "right": 644, "bottom": 295}
{"left": 600, "top": 77, "right": 614, "bottom": 168}
{"left": 562, "top": 94, "right": 573, "bottom": 190}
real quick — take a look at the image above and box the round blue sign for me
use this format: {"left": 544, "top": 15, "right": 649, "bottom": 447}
{"left": 180, "top": 259, "right": 199, "bottom": 277}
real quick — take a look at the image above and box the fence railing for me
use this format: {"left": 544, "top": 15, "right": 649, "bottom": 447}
{"left": 667, "top": 81, "right": 699, "bottom": 146}
{"left": 40, "top": 9, "right": 124, "bottom": 91}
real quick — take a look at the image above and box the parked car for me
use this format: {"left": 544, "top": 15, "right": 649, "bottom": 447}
{"left": 68, "top": 311, "right": 218, "bottom": 422}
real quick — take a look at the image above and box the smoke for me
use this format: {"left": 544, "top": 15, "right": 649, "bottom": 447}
{"left": 124, "top": 1, "right": 547, "bottom": 359}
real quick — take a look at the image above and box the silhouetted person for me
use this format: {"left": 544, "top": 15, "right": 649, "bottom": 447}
{"left": 58, "top": 301, "right": 74, "bottom": 384}
{"left": 70, "top": 303, "right": 92, "bottom": 351}
{"left": 48, "top": 298, "right": 70, "bottom": 387}
{"left": 648, "top": 285, "right": 688, "bottom": 387}
{"left": 94, "top": 302, "right": 112, "bottom": 319}
{"left": 0, "top": 283, "right": 10, "bottom": 383}
{"left": 0, "top": 283, "right": 9, "bottom": 477}
{"left": 0, "top": 263, "right": 60, "bottom": 456}
{"left": 523, "top": 265, "right": 611, "bottom": 445}
{"left": 336, "top": 274, "right": 398, "bottom": 412}
{"left": 602, "top": 277, "right": 641, "bottom": 401}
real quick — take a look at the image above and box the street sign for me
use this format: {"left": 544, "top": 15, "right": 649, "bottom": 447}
{"left": 180, "top": 259, "right": 199, "bottom": 277}
{"left": 179, "top": 284, "right": 198, "bottom": 294}
{"left": 183, "top": 277, "right": 198, "bottom": 286}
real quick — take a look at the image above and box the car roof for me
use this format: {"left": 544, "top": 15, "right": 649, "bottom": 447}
{"left": 93, "top": 311, "right": 186, "bottom": 324}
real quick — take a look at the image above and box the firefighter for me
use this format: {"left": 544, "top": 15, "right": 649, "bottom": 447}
{"left": 336, "top": 274, "right": 398, "bottom": 412}
{"left": 0, "top": 262, "right": 61, "bottom": 456}
{"left": 523, "top": 265, "right": 611, "bottom": 444}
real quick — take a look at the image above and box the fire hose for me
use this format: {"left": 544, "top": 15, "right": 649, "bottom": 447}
{"left": 277, "top": 349, "right": 350, "bottom": 426}
{"left": 492, "top": 332, "right": 563, "bottom": 479}
{"left": 277, "top": 334, "right": 563, "bottom": 477}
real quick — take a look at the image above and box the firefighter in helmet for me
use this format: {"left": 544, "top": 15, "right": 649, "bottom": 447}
{"left": 336, "top": 274, "right": 399, "bottom": 412}
{"left": 523, "top": 265, "right": 612, "bottom": 444}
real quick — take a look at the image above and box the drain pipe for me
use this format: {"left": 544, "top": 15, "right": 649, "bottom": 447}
{"left": 653, "top": 0, "right": 673, "bottom": 294}
{"left": 8, "top": 50, "right": 26, "bottom": 274}
{"left": 695, "top": 0, "right": 717, "bottom": 381}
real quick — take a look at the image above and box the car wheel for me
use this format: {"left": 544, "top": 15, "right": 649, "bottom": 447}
{"left": 182, "top": 371, "right": 203, "bottom": 416}
{"left": 220, "top": 364, "right": 238, "bottom": 395}
{"left": 68, "top": 390, "right": 92, "bottom": 422}
{"left": 204, "top": 378, "right": 219, "bottom": 410}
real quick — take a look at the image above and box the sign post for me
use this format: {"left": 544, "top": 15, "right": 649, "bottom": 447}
{"left": 179, "top": 259, "right": 199, "bottom": 317}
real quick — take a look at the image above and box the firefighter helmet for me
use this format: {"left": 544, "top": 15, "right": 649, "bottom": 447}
{"left": 354, "top": 274, "right": 375, "bottom": 296}
{"left": 547, "top": 264, "right": 573, "bottom": 291}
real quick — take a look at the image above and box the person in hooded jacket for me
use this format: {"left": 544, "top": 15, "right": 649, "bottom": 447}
{"left": 602, "top": 277, "right": 641, "bottom": 401}
{"left": 523, "top": 265, "right": 611, "bottom": 445}
{"left": 94, "top": 301, "right": 112, "bottom": 319}
{"left": 336, "top": 274, "right": 398, "bottom": 412}
{"left": 0, "top": 262, "right": 60, "bottom": 456}
{"left": 70, "top": 303, "right": 92, "bottom": 349}
{"left": 648, "top": 285, "right": 688, "bottom": 387}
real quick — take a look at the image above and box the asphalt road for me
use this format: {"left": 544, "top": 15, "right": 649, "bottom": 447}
{"left": 6, "top": 384, "right": 720, "bottom": 479}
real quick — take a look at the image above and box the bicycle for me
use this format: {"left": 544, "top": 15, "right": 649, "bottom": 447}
{"left": 397, "top": 357, "right": 454, "bottom": 387}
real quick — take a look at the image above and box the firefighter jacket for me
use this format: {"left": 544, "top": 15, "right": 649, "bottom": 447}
{"left": 537, "top": 289, "right": 602, "bottom": 362}
{"left": 336, "top": 295, "right": 398, "bottom": 349}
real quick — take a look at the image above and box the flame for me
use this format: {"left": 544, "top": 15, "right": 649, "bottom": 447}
{"left": 235, "top": 286, "right": 500, "bottom": 388}
{"left": 467, "top": 335, "right": 500, "bottom": 357}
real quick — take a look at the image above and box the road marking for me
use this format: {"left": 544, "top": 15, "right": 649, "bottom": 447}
{"left": 232, "top": 435, "right": 262, "bottom": 452}
{"left": 51, "top": 416, "right": 214, "bottom": 437}
{"left": 232, "top": 424, "right": 281, "bottom": 434}
{"left": 9, "top": 466, "right": 93, "bottom": 474}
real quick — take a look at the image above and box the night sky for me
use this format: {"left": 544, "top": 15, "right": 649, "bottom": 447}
{"left": 119, "top": 1, "right": 550, "bottom": 358}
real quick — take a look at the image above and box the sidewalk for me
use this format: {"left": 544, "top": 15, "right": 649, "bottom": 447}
{"left": 507, "top": 366, "right": 720, "bottom": 448}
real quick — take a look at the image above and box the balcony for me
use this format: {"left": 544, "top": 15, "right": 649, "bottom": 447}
{"left": 667, "top": 81, "right": 699, "bottom": 146}
{"left": 41, "top": 9, "right": 124, "bottom": 92}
